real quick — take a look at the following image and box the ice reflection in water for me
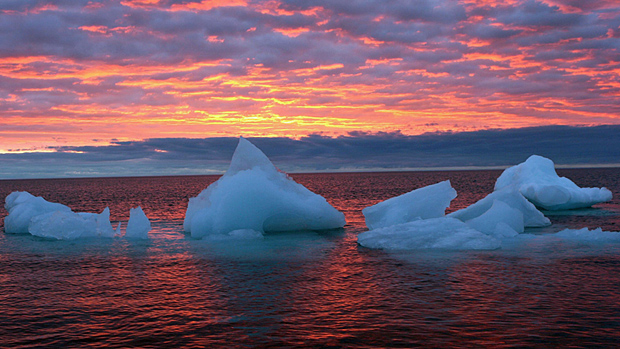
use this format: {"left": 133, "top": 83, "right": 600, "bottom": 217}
{"left": 0, "top": 169, "right": 619, "bottom": 347}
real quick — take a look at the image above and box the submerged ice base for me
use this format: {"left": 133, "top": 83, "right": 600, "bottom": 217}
{"left": 184, "top": 137, "right": 345, "bottom": 239}
{"left": 358, "top": 217, "right": 501, "bottom": 250}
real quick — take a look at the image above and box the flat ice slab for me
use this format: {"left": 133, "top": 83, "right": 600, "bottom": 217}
{"left": 363, "top": 180, "right": 456, "bottom": 230}
{"left": 357, "top": 217, "right": 501, "bottom": 250}
{"left": 495, "top": 155, "right": 612, "bottom": 210}
{"left": 184, "top": 137, "right": 346, "bottom": 239}
{"left": 29, "top": 208, "right": 115, "bottom": 240}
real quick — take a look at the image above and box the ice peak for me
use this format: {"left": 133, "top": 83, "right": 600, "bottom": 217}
{"left": 227, "top": 137, "right": 276, "bottom": 176}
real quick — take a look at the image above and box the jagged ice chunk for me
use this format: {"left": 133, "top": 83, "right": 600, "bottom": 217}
{"left": 125, "top": 206, "right": 151, "bottom": 239}
{"left": 363, "top": 180, "right": 456, "bottom": 230}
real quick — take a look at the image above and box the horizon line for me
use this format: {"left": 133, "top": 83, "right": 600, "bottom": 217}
{"left": 2, "top": 163, "right": 620, "bottom": 181}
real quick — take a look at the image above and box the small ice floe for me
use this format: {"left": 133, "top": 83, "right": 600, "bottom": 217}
{"left": 125, "top": 206, "right": 151, "bottom": 239}
{"left": 184, "top": 137, "right": 345, "bottom": 239}
{"left": 553, "top": 227, "right": 620, "bottom": 243}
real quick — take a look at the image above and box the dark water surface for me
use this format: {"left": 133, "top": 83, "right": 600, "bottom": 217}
{"left": 1, "top": 169, "right": 619, "bottom": 348}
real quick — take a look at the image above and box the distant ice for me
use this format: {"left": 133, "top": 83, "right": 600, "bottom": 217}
{"left": 553, "top": 227, "right": 620, "bottom": 243}
{"left": 357, "top": 217, "right": 501, "bottom": 250}
{"left": 184, "top": 137, "right": 345, "bottom": 239}
{"left": 363, "top": 180, "right": 456, "bottom": 230}
{"left": 495, "top": 155, "right": 613, "bottom": 210}
{"left": 125, "top": 206, "right": 151, "bottom": 239}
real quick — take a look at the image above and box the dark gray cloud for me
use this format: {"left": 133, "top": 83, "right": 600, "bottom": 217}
{"left": 1, "top": 125, "right": 618, "bottom": 179}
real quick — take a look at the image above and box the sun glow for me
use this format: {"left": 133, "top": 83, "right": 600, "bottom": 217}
{"left": 0, "top": 0, "right": 619, "bottom": 151}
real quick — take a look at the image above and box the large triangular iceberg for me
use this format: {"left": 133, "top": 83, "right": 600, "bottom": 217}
{"left": 183, "top": 137, "right": 346, "bottom": 239}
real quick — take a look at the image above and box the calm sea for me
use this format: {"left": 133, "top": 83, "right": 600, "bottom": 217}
{"left": 1, "top": 169, "right": 619, "bottom": 348}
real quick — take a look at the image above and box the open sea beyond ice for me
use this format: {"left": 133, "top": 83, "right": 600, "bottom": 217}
{"left": 1, "top": 169, "right": 619, "bottom": 348}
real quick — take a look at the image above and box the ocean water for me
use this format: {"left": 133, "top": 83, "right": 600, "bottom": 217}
{"left": 0, "top": 169, "right": 619, "bottom": 348}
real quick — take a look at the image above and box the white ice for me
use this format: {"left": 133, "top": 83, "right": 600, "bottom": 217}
{"left": 357, "top": 217, "right": 501, "bottom": 250}
{"left": 495, "top": 155, "right": 613, "bottom": 210}
{"left": 553, "top": 227, "right": 620, "bottom": 243}
{"left": 125, "top": 206, "right": 151, "bottom": 239}
{"left": 4, "top": 191, "right": 116, "bottom": 240}
{"left": 4, "top": 191, "right": 72, "bottom": 234}
{"left": 362, "top": 180, "right": 456, "bottom": 230}
{"left": 463, "top": 200, "right": 522, "bottom": 238}
{"left": 29, "top": 208, "right": 115, "bottom": 240}
{"left": 449, "top": 190, "right": 550, "bottom": 228}
{"left": 184, "top": 137, "right": 345, "bottom": 239}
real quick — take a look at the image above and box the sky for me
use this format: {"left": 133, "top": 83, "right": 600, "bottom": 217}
{"left": 1, "top": 0, "right": 619, "bottom": 178}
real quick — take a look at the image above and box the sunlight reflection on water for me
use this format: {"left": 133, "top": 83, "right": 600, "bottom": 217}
{"left": 0, "top": 169, "right": 619, "bottom": 347}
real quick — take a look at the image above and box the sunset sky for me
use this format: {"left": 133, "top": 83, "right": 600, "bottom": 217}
{"left": 1, "top": 0, "right": 619, "bottom": 178}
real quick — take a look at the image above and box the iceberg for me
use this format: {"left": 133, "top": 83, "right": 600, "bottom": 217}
{"left": 125, "top": 206, "right": 151, "bottom": 239}
{"left": 4, "top": 191, "right": 72, "bottom": 234}
{"left": 358, "top": 175, "right": 543, "bottom": 251}
{"left": 449, "top": 189, "right": 550, "bottom": 228}
{"left": 357, "top": 217, "right": 500, "bottom": 250}
{"left": 184, "top": 137, "right": 346, "bottom": 239}
{"left": 362, "top": 180, "right": 456, "bottom": 230}
{"left": 29, "top": 208, "right": 115, "bottom": 240}
{"left": 463, "top": 200, "right": 522, "bottom": 238}
{"left": 495, "top": 155, "right": 613, "bottom": 210}
{"left": 4, "top": 191, "right": 116, "bottom": 240}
